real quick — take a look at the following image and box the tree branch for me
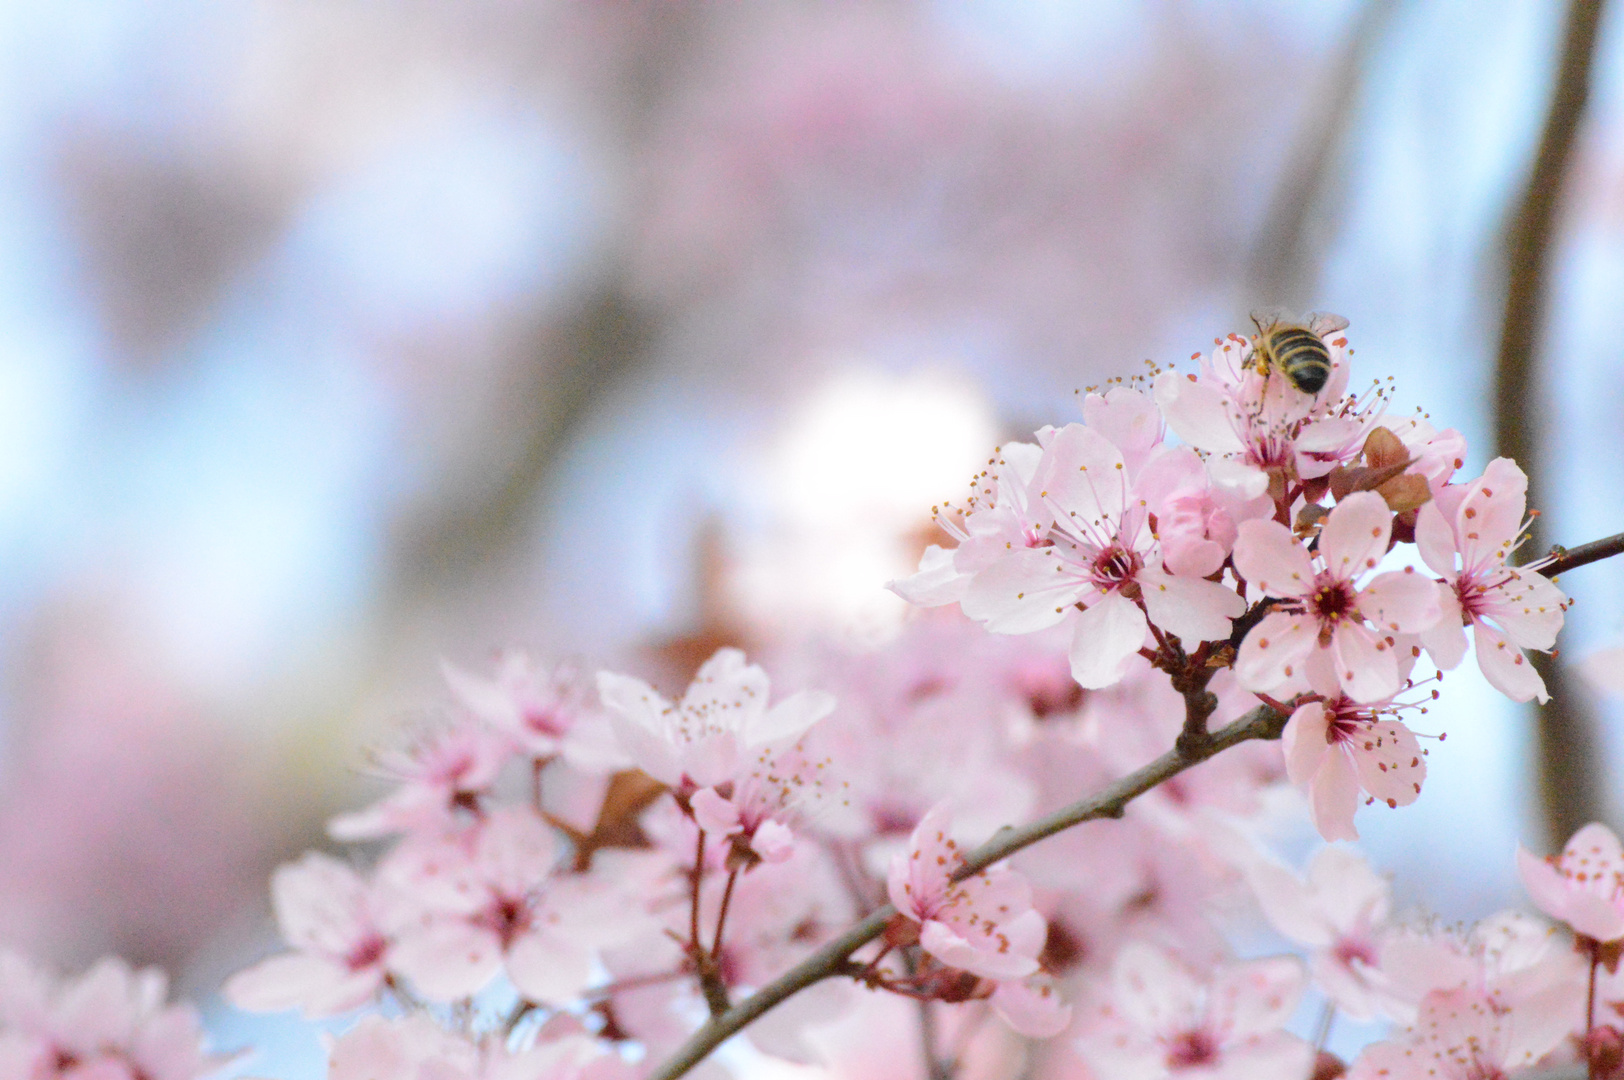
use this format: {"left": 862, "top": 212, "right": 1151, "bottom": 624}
{"left": 645, "top": 703, "right": 1289, "bottom": 1080}
{"left": 641, "top": 514, "right": 1624, "bottom": 1080}
{"left": 1538, "top": 530, "right": 1624, "bottom": 578}
{"left": 1492, "top": 0, "right": 1611, "bottom": 848}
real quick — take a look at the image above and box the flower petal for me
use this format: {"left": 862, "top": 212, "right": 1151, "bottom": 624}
{"left": 1154, "top": 372, "right": 1245, "bottom": 454}
{"left": 753, "top": 689, "right": 837, "bottom": 745}
{"left": 506, "top": 931, "right": 596, "bottom": 1006}
{"left": 1456, "top": 458, "right": 1528, "bottom": 554}
{"left": 690, "top": 787, "right": 741, "bottom": 836}
{"left": 271, "top": 854, "right": 372, "bottom": 957}
{"left": 1350, "top": 720, "right": 1426, "bottom": 810}
{"left": 1281, "top": 703, "right": 1331, "bottom": 789}
{"left": 889, "top": 545, "right": 968, "bottom": 607}
{"left": 1111, "top": 943, "right": 1203, "bottom": 1035}
{"left": 1419, "top": 582, "right": 1468, "bottom": 670}
{"left": 1235, "top": 611, "right": 1316, "bottom": 693}
{"left": 1139, "top": 570, "right": 1245, "bottom": 644}
{"left": 1233, "top": 520, "right": 1314, "bottom": 599}
{"left": 596, "top": 672, "right": 682, "bottom": 785}
{"left": 1331, "top": 626, "right": 1401, "bottom": 704}
{"left": 1321, "top": 492, "right": 1391, "bottom": 583}
{"left": 990, "top": 977, "right": 1072, "bottom": 1038}
{"left": 1414, "top": 500, "right": 1457, "bottom": 578}
{"left": 1068, "top": 593, "right": 1147, "bottom": 690}
{"left": 920, "top": 915, "right": 1040, "bottom": 980}
{"left": 1359, "top": 568, "right": 1441, "bottom": 634}
{"left": 961, "top": 548, "right": 1085, "bottom": 634}
{"left": 225, "top": 954, "right": 381, "bottom": 1017}
{"left": 888, "top": 803, "right": 956, "bottom": 920}
{"left": 1473, "top": 623, "right": 1547, "bottom": 704}
{"left": 1034, "top": 423, "right": 1130, "bottom": 530}
{"left": 388, "top": 922, "right": 502, "bottom": 1001}
{"left": 1309, "top": 751, "right": 1362, "bottom": 842}
{"left": 1210, "top": 955, "right": 1304, "bottom": 1038}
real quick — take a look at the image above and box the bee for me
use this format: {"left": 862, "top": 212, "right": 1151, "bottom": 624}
{"left": 1248, "top": 310, "right": 1349, "bottom": 396}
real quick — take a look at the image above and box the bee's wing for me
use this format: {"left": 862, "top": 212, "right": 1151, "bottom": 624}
{"left": 1249, "top": 307, "right": 1292, "bottom": 332}
{"left": 1306, "top": 311, "right": 1350, "bottom": 336}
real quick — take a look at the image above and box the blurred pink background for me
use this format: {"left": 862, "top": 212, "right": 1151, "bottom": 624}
{"left": 2, "top": 1, "right": 1624, "bottom": 1070}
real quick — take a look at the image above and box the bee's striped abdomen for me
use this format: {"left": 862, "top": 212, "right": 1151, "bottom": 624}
{"left": 1265, "top": 326, "right": 1331, "bottom": 394}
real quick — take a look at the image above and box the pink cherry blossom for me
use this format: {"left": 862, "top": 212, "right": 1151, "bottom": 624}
{"left": 890, "top": 440, "right": 1052, "bottom": 607}
{"left": 990, "top": 974, "right": 1073, "bottom": 1038}
{"left": 1379, "top": 909, "right": 1584, "bottom": 1023}
{"left": 1077, "top": 943, "right": 1313, "bottom": 1079}
{"left": 1348, "top": 985, "right": 1577, "bottom": 1080}
{"left": 1138, "top": 445, "right": 1268, "bottom": 579}
{"left": 1280, "top": 650, "right": 1430, "bottom": 840}
{"left": 1517, "top": 822, "right": 1624, "bottom": 942}
{"left": 380, "top": 807, "right": 644, "bottom": 1004}
{"left": 596, "top": 647, "right": 835, "bottom": 792}
{"left": 787, "top": 616, "right": 1039, "bottom": 873}
{"left": 328, "top": 720, "right": 513, "bottom": 840}
{"left": 887, "top": 803, "right": 1047, "bottom": 982}
{"left": 1416, "top": 457, "right": 1569, "bottom": 703}
{"left": 960, "top": 422, "right": 1243, "bottom": 688}
{"left": 1153, "top": 325, "right": 1369, "bottom": 482}
{"left": 0, "top": 954, "right": 221, "bottom": 1080}
{"left": 225, "top": 852, "right": 393, "bottom": 1017}
{"left": 1245, "top": 846, "right": 1404, "bottom": 1020}
{"left": 1234, "top": 490, "right": 1440, "bottom": 702}
{"left": 688, "top": 737, "right": 841, "bottom": 865}
{"left": 442, "top": 651, "right": 624, "bottom": 771}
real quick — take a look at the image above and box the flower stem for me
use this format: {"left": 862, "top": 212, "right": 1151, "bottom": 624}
{"left": 1588, "top": 936, "right": 1600, "bottom": 1080}
{"left": 712, "top": 869, "right": 740, "bottom": 961}
{"left": 1313, "top": 1000, "right": 1337, "bottom": 1052}
{"left": 689, "top": 831, "right": 706, "bottom": 953}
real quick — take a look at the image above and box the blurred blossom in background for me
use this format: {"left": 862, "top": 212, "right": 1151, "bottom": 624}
{"left": 2, "top": 0, "right": 1624, "bottom": 1074}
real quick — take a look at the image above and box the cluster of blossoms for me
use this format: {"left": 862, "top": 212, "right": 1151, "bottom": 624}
{"left": 898, "top": 325, "right": 1567, "bottom": 840}
{"left": 0, "top": 952, "right": 221, "bottom": 1080}
{"left": 18, "top": 316, "right": 1617, "bottom": 1080}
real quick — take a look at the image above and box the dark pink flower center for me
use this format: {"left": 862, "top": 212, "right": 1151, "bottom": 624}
{"left": 345, "top": 934, "right": 388, "bottom": 971}
{"left": 1165, "top": 1029, "right": 1219, "bottom": 1069}
{"left": 1324, "top": 709, "right": 1366, "bottom": 746}
{"left": 1091, "top": 545, "right": 1143, "bottom": 590}
{"left": 522, "top": 705, "right": 568, "bottom": 738}
{"left": 1311, "top": 579, "right": 1359, "bottom": 622}
{"left": 870, "top": 803, "right": 917, "bottom": 837}
{"left": 479, "top": 894, "right": 533, "bottom": 947}
{"left": 428, "top": 747, "right": 478, "bottom": 787}
{"left": 1331, "top": 934, "right": 1377, "bottom": 968}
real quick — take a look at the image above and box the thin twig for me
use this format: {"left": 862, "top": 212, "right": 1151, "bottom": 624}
{"left": 919, "top": 999, "right": 952, "bottom": 1080}
{"left": 645, "top": 704, "right": 1289, "bottom": 1080}
{"left": 711, "top": 869, "right": 740, "bottom": 960}
{"left": 1538, "top": 530, "right": 1624, "bottom": 578}
{"left": 688, "top": 831, "right": 706, "bottom": 953}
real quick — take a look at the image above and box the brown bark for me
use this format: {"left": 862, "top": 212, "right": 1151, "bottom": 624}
{"left": 1492, "top": 0, "right": 1611, "bottom": 847}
